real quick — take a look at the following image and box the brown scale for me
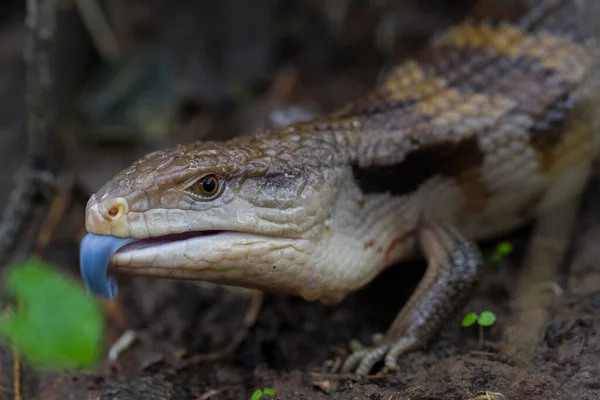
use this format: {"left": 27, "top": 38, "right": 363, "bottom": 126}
{"left": 451, "top": 44, "right": 583, "bottom": 168}
{"left": 529, "top": 93, "right": 578, "bottom": 171}
{"left": 456, "top": 53, "right": 574, "bottom": 111}
{"left": 531, "top": 0, "right": 589, "bottom": 43}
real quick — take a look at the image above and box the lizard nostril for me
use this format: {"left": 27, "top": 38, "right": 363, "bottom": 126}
{"left": 102, "top": 198, "right": 128, "bottom": 221}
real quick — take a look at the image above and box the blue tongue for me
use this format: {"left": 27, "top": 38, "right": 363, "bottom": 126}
{"left": 79, "top": 233, "right": 136, "bottom": 298}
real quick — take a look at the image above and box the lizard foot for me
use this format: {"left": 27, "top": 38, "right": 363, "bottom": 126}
{"left": 341, "top": 334, "right": 418, "bottom": 375}
{"left": 341, "top": 222, "right": 481, "bottom": 376}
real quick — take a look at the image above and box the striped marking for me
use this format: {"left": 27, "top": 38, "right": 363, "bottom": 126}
{"left": 436, "top": 22, "right": 588, "bottom": 82}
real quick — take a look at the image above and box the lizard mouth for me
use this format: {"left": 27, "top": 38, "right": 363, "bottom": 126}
{"left": 80, "top": 230, "right": 238, "bottom": 298}
{"left": 115, "top": 230, "right": 230, "bottom": 253}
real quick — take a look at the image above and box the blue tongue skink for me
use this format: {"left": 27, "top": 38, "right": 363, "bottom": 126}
{"left": 79, "top": 233, "right": 135, "bottom": 298}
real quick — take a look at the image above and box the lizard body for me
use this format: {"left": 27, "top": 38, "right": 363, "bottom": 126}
{"left": 83, "top": 0, "right": 599, "bottom": 374}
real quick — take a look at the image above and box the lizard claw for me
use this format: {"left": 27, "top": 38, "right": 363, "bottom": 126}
{"left": 341, "top": 343, "right": 390, "bottom": 375}
{"left": 341, "top": 335, "right": 416, "bottom": 375}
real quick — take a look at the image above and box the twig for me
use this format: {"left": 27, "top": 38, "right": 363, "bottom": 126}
{"left": 0, "top": 177, "right": 38, "bottom": 266}
{"left": 108, "top": 329, "right": 138, "bottom": 362}
{"left": 12, "top": 346, "right": 22, "bottom": 400}
{"left": 0, "top": 0, "right": 58, "bottom": 266}
{"left": 198, "top": 388, "right": 228, "bottom": 400}
{"left": 25, "top": 0, "right": 58, "bottom": 161}
{"left": 35, "top": 174, "right": 73, "bottom": 255}
{"left": 74, "top": 0, "right": 121, "bottom": 62}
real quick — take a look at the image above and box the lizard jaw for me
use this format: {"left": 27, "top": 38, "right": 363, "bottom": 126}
{"left": 80, "top": 230, "right": 293, "bottom": 298}
{"left": 110, "top": 230, "right": 296, "bottom": 274}
{"left": 109, "top": 230, "right": 321, "bottom": 298}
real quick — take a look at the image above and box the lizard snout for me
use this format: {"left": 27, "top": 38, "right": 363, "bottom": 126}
{"left": 85, "top": 194, "right": 130, "bottom": 236}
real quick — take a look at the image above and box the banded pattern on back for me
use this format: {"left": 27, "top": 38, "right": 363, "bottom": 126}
{"left": 333, "top": 0, "right": 586, "bottom": 119}
{"left": 317, "top": 0, "right": 597, "bottom": 213}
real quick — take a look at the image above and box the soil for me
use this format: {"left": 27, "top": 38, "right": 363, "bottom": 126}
{"left": 1, "top": 1, "right": 600, "bottom": 399}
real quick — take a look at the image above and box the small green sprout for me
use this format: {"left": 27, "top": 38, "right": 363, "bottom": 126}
{"left": 462, "top": 311, "right": 497, "bottom": 347}
{"left": 490, "top": 241, "right": 513, "bottom": 263}
{"left": 470, "top": 391, "right": 505, "bottom": 400}
{"left": 251, "top": 388, "right": 276, "bottom": 400}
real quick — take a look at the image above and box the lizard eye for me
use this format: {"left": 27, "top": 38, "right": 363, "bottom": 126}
{"left": 185, "top": 174, "right": 222, "bottom": 199}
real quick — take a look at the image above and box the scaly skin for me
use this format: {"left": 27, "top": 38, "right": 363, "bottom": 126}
{"left": 85, "top": 0, "right": 599, "bottom": 374}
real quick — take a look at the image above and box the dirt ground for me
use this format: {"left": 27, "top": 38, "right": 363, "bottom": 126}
{"left": 1, "top": 1, "right": 600, "bottom": 399}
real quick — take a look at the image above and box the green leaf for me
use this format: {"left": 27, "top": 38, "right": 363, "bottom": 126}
{"left": 496, "top": 241, "right": 513, "bottom": 255}
{"left": 491, "top": 241, "right": 513, "bottom": 262}
{"left": 251, "top": 389, "right": 263, "bottom": 400}
{"left": 263, "top": 388, "right": 276, "bottom": 395}
{"left": 478, "top": 311, "right": 497, "bottom": 327}
{"left": 0, "top": 258, "right": 104, "bottom": 370}
{"left": 462, "top": 312, "right": 478, "bottom": 327}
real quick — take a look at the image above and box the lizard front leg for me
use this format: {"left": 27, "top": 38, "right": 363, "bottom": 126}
{"left": 341, "top": 222, "right": 482, "bottom": 375}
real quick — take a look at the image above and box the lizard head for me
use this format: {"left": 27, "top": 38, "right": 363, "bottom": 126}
{"left": 86, "top": 135, "right": 329, "bottom": 240}
{"left": 82, "top": 132, "right": 394, "bottom": 302}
